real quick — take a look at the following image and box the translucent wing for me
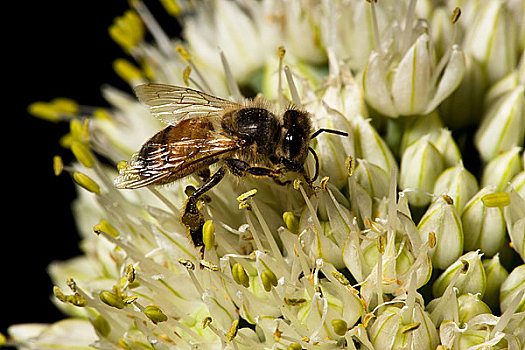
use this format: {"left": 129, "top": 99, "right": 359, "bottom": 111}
{"left": 134, "top": 83, "right": 242, "bottom": 125}
{"left": 114, "top": 120, "right": 239, "bottom": 189}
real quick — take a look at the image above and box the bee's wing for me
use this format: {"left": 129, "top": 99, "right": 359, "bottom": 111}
{"left": 114, "top": 131, "right": 239, "bottom": 189}
{"left": 134, "top": 83, "right": 242, "bottom": 125}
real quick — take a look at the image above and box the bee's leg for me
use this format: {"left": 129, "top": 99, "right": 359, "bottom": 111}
{"left": 181, "top": 166, "right": 227, "bottom": 249}
{"left": 225, "top": 159, "right": 286, "bottom": 184}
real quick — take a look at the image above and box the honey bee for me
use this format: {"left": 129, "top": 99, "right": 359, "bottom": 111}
{"left": 115, "top": 83, "right": 346, "bottom": 246}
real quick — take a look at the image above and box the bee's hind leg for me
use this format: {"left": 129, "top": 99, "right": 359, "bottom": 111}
{"left": 181, "top": 166, "right": 227, "bottom": 249}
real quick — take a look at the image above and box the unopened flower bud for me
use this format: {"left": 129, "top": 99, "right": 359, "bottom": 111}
{"left": 353, "top": 115, "right": 398, "bottom": 176}
{"left": 464, "top": 0, "right": 519, "bottom": 84}
{"left": 369, "top": 304, "right": 439, "bottom": 349}
{"left": 418, "top": 196, "right": 463, "bottom": 270}
{"left": 433, "top": 129, "right": 462, "bottom": 168}
{"left": 481, "top": 147, "right": 523, "bottom": 191}
{"left": 461, "top": 187, "right": 507, "bottom": 256}
{"left": 401, "top": 137, "right": 445, "bottom": 207}
{"left": 474, "top": 86, "right": 525, "bottom": 163}
{"left": 510, "top": 171, "right": 525, "bottom": 198}
{"left": 482, "top": 255, "right": 509, "bottom": 311}
{"left": 354, "top": 159, "right": 390, "bottom": 200}
{"left": 432, "top": 251, "right": 486, "bottom": 298}
{"left": 500, "top": 264, "right": 525, "bottom": 313}
{"left": 457, "top": 294, "right": 491, "bottom": 326}
{"left": 505, "top": 188, "right": 525, "bottom": 261}
{"left": 362, "top": 33, "right": 464, "bottom": 117}
{"left": 433, "top": 163, "right": 479, "bottom": 212}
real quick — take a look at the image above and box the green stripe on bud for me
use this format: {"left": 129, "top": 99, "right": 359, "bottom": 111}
{"left": 73, "top": 172, "right": 100, "bottom": 194}
{"left": 261, "top": 269, "right": 278, "bottom": 292}
{"left": 71, "top": 141, "right": 95, "bottom": 168}
{"left": 232, "top": 263, "right": 250, "bottom": 288}
{"left": 202, "top": 220, "right": 215, "bottom": 250}
{"left": 93, "top": 315, "right": 111, "bottom": 338}
{"left": 331, "top": 319, "right": 348, "bottom": 336}
{"left": 144, "top": 305, "right": 168, "bottom": 324}
{"left": 99, "top": 290, "right": 125, "bottom": 309}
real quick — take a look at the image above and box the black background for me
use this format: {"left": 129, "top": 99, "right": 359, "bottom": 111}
{"left": 4, "top": 1, "right": 179, "bottom": 342}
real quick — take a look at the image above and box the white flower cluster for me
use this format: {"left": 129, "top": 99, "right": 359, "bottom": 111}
{"left": 16, "top": 0, "right": 525, "bottom": 349}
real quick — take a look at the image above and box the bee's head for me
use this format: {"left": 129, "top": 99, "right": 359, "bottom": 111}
{"left": 278, "top": 109, "right": 312, "bottom": 170}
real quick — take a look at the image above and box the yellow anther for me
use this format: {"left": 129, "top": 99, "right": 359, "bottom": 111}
{"left": 283, "top": 297, "right": 307, "bottom": 306}
{"left": 202, "top": 220, "right": 215, "bottom": 251}
{"left": 451, "top": 7, "right": 461, "bottom": 24}
{"left": 28, "top": 102, "right": 61, "bottom": 122}
{"left": 71, "top": 141, "right": 95, "bottom": 168}
{"left": 283, "top": 212, "right": 299, "bottom": 234}
{"left": 175, "top": 45, "right": 191, "bottom": 61}
{"left": 331, "top": 270, "right": 350, "bottom": 286}
{"left": 123, "top": 295, "right": 138, "bottom": 304}
{"left": 53, "top": 155, "right": 64, "bottom": 176}
{"left": 69, "top": 118, "right": 90, "bottom": 142}
{"left": 287, "top": 343, "right": 302, "bottom": 350}
{"left": 125, "top": 264, "right": 136, "bottom": 283}
{"left": 99, "top": 290, "right": 125, "bottom": 309}
{"left": 178, "top": 259, "right": 195, "bottom": 270}
{"left": 28, "top": 98, "right": 78, "bottom": 122}
{"left": 73, "top": 172, "right": 100, "bottom": 194}
{"left": 67, "top": 293, "right": 87, "bottom": 307}
{"left": 144, "top": 305, "right": 168, "bottom": 324}
{"left": 226, "top": 319, "right": 239, "bottom": 341}
{"left": 442, "top": 194, "right": 454, "bottom": 205}
{"left": 200, "top": 259, "right": 218, "bottom": 271}
{"left": 362, "top": 313, "right": 375, "bottom": 327}
{"left": 331, "top": 319, "right": 348, "bottom": 336}
{"left": 346, "top": 156, "right": 354, "bottom": 176}
{"left": 93, "top": 219, "right": 120, "bottom": 238}
{"left": 51, "top": 98, "right": 78, "bottom": 114}
{"left": 159, "top": 0, "right": 182, "bottom": 17}
{"left": 109, "top": 10, "right": 144, "bottom": 52}
{"left": 261, "top": 269, "right": 278, "bottom": 292}
{"left": 481, "top": 192, "right": 511, "bottom": 207}
{"left": 93, "top": 108, "right": 112, "bottom": 120}
{"left": 319, "top": 176, "right": 330, "bottom": 191}
{"left": 201, "top": 316, "right": 212, "bottom": 329}
{"left": 53, "top": 286, "right": 67, "bottom": 303}
{"left": 237, "top": 189, "right": 257, "bottom": 202}
{"left": 278, "top": 46, "right": 286, "bottom": 59}
{"left": 0, "top": 332, "right": 5, "bottom": 346}
{"left": 232, "top": 263, "right": 250, "bottom": 288}
{"left": 428, "top": 231, "right": 436, "bottom": 249}
{"left": 117, "top": 160, "right": 128, "bottom": 172}
{"left": 182, "top": 65, "right": 192, "bottom": 86}
{"left": 93, "top": 315, "right": 111, "bottom": 338}
{"left": 113, "top": 58, "right": 144, "bottom": 83}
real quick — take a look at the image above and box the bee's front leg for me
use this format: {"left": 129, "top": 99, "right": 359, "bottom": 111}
{"left": 181, "top": 166, "right": 227, "bottom": 249}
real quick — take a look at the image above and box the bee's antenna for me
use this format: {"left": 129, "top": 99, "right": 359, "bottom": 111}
{"left": 308, "top": 147, "right": 320, "bottom": 182}
{"left": 311, "top": 128, "right": 349, "bottom": 139}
